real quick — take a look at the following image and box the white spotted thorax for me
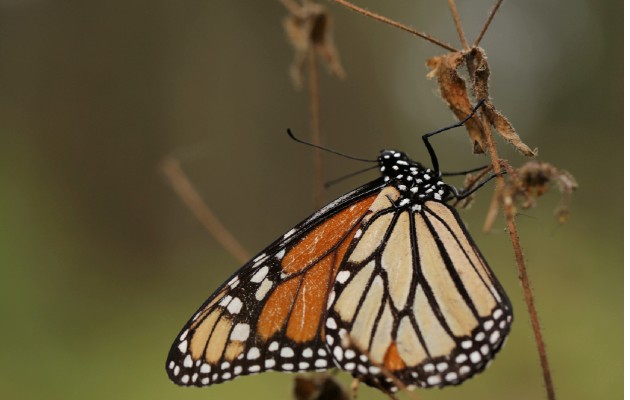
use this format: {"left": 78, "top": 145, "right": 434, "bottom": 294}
{"left": 378, "top": 149, "right": 448, "bottom": 206}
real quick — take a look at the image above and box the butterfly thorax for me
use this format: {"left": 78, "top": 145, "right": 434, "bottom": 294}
{"left": 378, "top": 149, "right": 447, "bottom": 206}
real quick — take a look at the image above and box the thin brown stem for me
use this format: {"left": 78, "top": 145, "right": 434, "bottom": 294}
{"left": 477, "top": 111, "right": 556, "bottom": 400}
{"left": 331, "top": 0, "right": 458, "bottom": 52}
{"left": 448, "top": 0, "right": 469, "bottom": 50}
{"left": 506, "top": 216, "right": 556, "bottom": 400}
{"left": 161, "top": 157, "right": 250, "bottom": 264}
{"left": 473, "top": 0, "right": 504, "bottom": 47}
{"left": 307, "top": 45, "right": 325, "bottom": 207}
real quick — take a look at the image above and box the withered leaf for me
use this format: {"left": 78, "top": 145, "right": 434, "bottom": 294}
{"left": 482, "top": 161, "right": 578, "bottom": 231}
{"left": 283, "top": 1, "right": 345, "bottom": 89}
{"left": 427, "top": 47, "right": 537, "bottom": 157}
{"left": 427, "top": 52, "right": 487, "bottom": 153}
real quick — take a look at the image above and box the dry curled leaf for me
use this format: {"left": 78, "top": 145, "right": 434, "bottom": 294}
{"left": 294, "top": 374, "right": 349, "bottom": 400}
{"left": 483, "top": 161, "right": 578, "bottom": 231}
{"left": 283, "top": 0, "right": 345, "bottom": 89}
{"left": 427, "top": 47, "right": 537, "bottom": 157}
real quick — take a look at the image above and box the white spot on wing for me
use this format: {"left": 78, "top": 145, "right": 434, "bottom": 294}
{"left": 336, "top": 271, "right": 351, "bottom": 283}
{"left": 227, "top": 298, "right": 243, "bottom": 314}
{"left": 230, "top": 323, "right": 250, "bottom": 341}
{"left": 255, "top": 278, "right": 273, "bottom": 301}
{"left": 219, "top": 295, "right": 232, "bottom": 307}
{"left": 281, "top": 347, "right": 294, "bottom": 358}
{"left": 178, "top": 340, "right": 188, "bottom": 353}
{"left": 250, "top": 266, "right": 269, "bottom": 283}
{"left": 247, "top": 347, "right": 260, "bottom": 360}
{"left": 183, "top": 355, "right": 193, "bottom": 368}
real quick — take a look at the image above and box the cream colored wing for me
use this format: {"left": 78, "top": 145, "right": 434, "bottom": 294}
{"left": 325, "top": 194, "right": 512, "bottom": 393}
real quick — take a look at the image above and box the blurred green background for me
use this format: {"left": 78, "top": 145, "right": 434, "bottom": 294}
{"left": 0, "top": 1, "right": 622, "bottom": 399}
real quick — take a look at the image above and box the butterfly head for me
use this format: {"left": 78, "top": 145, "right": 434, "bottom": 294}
{"left": 378, "top": 150, "right": 447, "bottom": 203}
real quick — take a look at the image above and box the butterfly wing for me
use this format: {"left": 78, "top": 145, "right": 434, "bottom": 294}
{"left": 325, "top": 189, "right": 513, "bottom": 392}
{"left": 166, "top": 180, "right": 385, "bottom": 386}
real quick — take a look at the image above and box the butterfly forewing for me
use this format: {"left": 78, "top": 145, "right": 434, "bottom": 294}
{"left": 166, "top": 182, "right": 383, "bottom": 386}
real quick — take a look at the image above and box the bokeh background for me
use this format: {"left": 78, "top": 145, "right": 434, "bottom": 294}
{"left": 0, "top": 1, "right": 622, "bottom": 399}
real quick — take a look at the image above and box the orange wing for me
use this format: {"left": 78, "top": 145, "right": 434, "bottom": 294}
{"left": 166, "top": 181, "right": 383, "bottom": 386}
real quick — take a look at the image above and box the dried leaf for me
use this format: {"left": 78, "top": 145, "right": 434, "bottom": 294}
{"left": 427, "top": 52, "right": 487, "bottom": 153}
{"left": 427, "top": 47, "right": 537, "bottom": 157}
{"left": 482, "top": 161, "right": 578, "bottom": 231}
{"left": 283, "top": 1, "right": 345, "bottom": 89}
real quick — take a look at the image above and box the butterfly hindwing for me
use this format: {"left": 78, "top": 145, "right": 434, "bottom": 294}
{"left": 325, "top": 189, "right": 513, "bottom": 392}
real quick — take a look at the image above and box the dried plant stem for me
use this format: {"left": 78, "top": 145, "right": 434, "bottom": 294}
{"left": 331, "top": 0, "right": 458, "bottom": 52}
{"left": 447, "top": 0, "right": 470, "bottom": 49}
{"left": 477, "top": 113, "right": 556, "bottom": 400}
{"left": 307, "top": 45, "right": 325, "bottom": 206}
{"left": 506, "top": 217, "right": 556, "bottom": 400}
{"left": 161, "top": 157, "right": 250, "bottom": 264}
{"left": 473, "top": 0, "right": 504, "bottom": 47}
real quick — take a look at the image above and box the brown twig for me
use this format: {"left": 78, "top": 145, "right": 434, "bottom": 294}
{"left": 161, "top": 157, "right": 250, "bottom": 264}
{"left": 447, "top": 0, "right": 469, "bottom": 50}
{"left": 473, "top": 0, "right": 504, "bottom": 47}
{"left": 331, "top": 0, "right": 458, "bottom": 52}
{"left": 477, "top": 110, "right": 556, "bottom": 400}
{"left": 308, "top": 43, "right": 325, "bottom": 206}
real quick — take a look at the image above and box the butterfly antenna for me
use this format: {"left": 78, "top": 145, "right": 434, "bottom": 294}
{"left": 324, "top": 164, "right": 380, "bottom": 188}
{"left": 287, "top": 129, "right": 377, "bottom": 163}
{"left": 422, "top": 98, "right": 486, "bottom": 173}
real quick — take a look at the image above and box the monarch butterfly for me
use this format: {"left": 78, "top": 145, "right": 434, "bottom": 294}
{"left": 165, "top": 104, "right": 512, "bottom": 393}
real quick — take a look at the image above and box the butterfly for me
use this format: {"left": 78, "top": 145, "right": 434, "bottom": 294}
{"left": 165, "top": 105, "right": 512, "bottom": 393}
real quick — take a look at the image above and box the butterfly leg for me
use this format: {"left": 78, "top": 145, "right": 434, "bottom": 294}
{"left": 421, "top": 99, "right": 486, "bottom": 174}
{"left": 448, "top": 170, "right": 505, "bottom": 200}
{"left": 441, "top": 164, "right": 489, "bottom": 177}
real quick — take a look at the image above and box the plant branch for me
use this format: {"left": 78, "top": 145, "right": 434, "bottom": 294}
{"left": 161, "top": 157, "right": 250, "bottom": 264}
{"left": 447, "top": 0, "right": 469, "bottom": 49}
{"left": 331, "top": 0, "right": 459, "bottom": 52}
{"left": 477, "top": 110, "right": 556, "bottom": 400}
{"left": 307, "top": 44, "right": 325, "bottom": 206}
{"left": 473, "top": 0, "right": 504, "bottom": 47}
